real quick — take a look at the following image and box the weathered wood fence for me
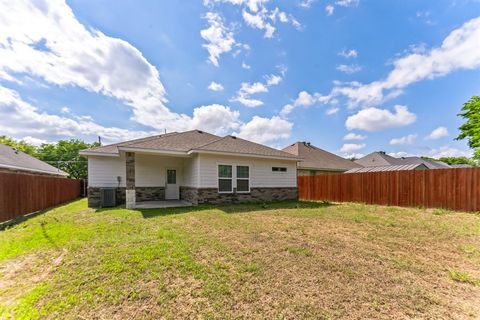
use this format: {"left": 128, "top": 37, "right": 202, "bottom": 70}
{"left": 298, "top": 168, "right": 480, "bottom": 212}
{"left": 0, "top": 172, "right": 81, "bottom": 223}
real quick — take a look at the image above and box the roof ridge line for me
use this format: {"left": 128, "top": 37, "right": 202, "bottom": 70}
{"left": 189, "top": 135, "right": 226, "bottom": 151}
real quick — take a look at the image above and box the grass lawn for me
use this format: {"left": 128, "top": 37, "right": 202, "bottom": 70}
{"left": 1, "top": 199, "right": 480, "bottom": 319}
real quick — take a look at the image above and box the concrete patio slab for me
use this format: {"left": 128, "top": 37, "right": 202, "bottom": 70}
{"left": 134, "top": 200, "right": 193, "bottom": 209}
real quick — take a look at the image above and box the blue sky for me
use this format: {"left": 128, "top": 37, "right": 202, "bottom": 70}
{"left": 1, "top": 0, "right": 479, "bottom": 158}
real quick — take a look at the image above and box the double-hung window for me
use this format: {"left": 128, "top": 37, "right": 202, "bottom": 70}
{"left": 236, "top": 165, "right": 250, "bottom": 193}
{"left": 218, "top": 165, "right": 233, "bottom": 193}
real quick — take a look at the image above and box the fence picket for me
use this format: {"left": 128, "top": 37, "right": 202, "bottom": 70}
{"left": 298, "top": 168, "right": 480, "bottom": 212}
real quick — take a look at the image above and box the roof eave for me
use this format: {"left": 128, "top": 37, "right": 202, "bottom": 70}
{"left": 297, "top": 166, "right": 348, "bottom": 172}
{"left": 189, "top": 149, "right": 301, "bottom": 161}
{"left": 117, "top": 147, "right": 190, "bottom": 157}
{"left": 0, "top": 163, "right": 69, "bottom": 176}
{"left": 79, "top": 151, "right": 120, "bottom": 157}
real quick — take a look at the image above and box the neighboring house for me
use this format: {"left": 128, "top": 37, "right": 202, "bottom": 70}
{"left": 355, "top": 151, "right": 451, "bottom": 169}
{"left": 282, "top": 141, "right": 361, "bottom": 175}
{"left": 345, "top": 163, "right": 429, "bottom": 173}
{"left": 0, "top": 143, "right": 68, "bottom": 177}
{"left": 80, "top": 130, "right": 299, "bottom": 208}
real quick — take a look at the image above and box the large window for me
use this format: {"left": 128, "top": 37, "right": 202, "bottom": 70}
{"left": 236, "top": 165, "right": 250, "bottom": 193}
{"left": 218, "top": 165, "right": 233, "bottom": 193}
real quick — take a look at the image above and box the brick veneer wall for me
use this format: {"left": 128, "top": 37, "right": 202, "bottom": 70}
{"left": 195, "top": 187, "right": 298, "bottom": 204}
{"left": 89, "top": 186, "right": 298, "bottom": 207}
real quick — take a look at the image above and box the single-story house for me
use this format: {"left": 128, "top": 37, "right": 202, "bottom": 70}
{"left": 0, "top": 143, "right": 68, "bottom": 177}
{"left": 80, "top": 130, "right": 300, "bottom": 208}
{"left": 282, "top": 141, "right": 361, "bottom": 175}
{"left": 355, "top": 151, "right": 451, "bottom": 169}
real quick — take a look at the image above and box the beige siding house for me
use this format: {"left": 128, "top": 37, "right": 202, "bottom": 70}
{"left": 282, "top": 141, "right": 361, "bottom": 175}
{"left": 81, "top": 130, "right": 299, "bottom": 208}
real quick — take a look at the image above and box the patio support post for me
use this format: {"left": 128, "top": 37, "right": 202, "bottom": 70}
{"left": 125, "top": 152, "right": 136, "bottom": 208}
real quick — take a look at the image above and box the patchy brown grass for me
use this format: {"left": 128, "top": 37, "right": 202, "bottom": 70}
{"left": 1, "top": 199, "right": 480, "bottom": 319}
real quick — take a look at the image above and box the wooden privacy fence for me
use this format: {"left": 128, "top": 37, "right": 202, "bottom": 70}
{"left": 0, "top": 172, "right": 81, "bottom": 223}
{"left": 298, "top": 168, "right": 480, "bottom": 212}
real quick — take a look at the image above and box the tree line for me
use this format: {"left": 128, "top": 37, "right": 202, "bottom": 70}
{"left": 0, "top": 137, "right": 99, "bottom": 179}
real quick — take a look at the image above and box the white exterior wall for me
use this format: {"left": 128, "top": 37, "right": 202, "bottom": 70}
{"left": 88, "top": 154, "right": 126, "bottom": 187}
{"left": 182, "top": 155, "right": 198, "bottom": 187}
{"left": 88, "top": 153, "right": 193, "bottom": 187}
{"left": 135, "top": 154, "right": 185, "bottom": 187}
{"left": 87, "top": 152, "right": 296, "bottom": 189}
{"left": 197, "top": 153, "right": 297, "bottom": 188}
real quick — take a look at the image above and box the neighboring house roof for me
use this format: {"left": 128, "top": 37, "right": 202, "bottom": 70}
{"left": 354, "top": 152, "right": 403, "bottom": 167}
{"left": 450, "top": 164, "right": 474, "bottom": 168}
{"left": 80, "top": 130, "right": 299, "bottom": 160}
{"left": 0, "top": 144, "right": 68, "bottom": 176}
{"left": 399, "top": 157, "right": 451, "bottom": 169}
{"left": 345, "top": 163, "right": 429, "bottom": 173}
{"left": 282, "top": 141, "right": 361, "bottom": 171}
{"left": 355, "top": 152, "right": 451, "bottom": 169}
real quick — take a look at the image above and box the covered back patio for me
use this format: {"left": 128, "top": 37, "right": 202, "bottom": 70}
{"left": 124, "top": 151, "right": 195, "bottom": 209}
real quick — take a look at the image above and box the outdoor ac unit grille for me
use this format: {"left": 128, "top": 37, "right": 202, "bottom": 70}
{"left": 100, "top": 188, "right": 116, "bottom": 208}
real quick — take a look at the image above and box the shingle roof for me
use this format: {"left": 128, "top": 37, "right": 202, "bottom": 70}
{"left": 345, "top": 163, "right": 428, "bottom": 173}
{"left": 354, "top": 152, "right": 451, "bottom": 169}
{"left": 81, "top": 130, "right": 299, "bottom": 160}
{"left": 282, "top": 142, "right": 361, "bottom": 171}
{"left": 354, "top": 152, "right": 402, "bottom": 167}
{"left": 0, "top": 144, "right": 68, "bottom": 176}
{"left": 195, "top": 136, "right": 299, "bottom": 159}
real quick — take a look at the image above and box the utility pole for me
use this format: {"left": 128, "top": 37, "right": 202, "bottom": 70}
{"left": 98, "top": 136, "right": 102, "bottom": 145}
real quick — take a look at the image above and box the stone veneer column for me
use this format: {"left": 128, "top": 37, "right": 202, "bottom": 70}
{"left": 125, "top": 152, "right": 136, "bottom": 208}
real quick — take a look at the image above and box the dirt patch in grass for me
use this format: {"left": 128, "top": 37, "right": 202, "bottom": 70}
{"left": 1, "top": 200, "right": 479, "bottom": 319}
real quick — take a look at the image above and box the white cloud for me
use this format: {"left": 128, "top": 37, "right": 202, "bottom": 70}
{"left": 201, "top": 12, "right": 236, "bottom": 67}
{"left": 332, "top": 17, "right": 480, "bottom": 107}
{"left": 326, "top": 106, "right": 339, "bottom": 115}
{"left": 340, "top": 143, "right": 366, "bottom": 153}
{"left": 325, "top": 5, "right": 335, "bottom": 16}
{"left": 389, "top": 134, "right": 417, "bottom": 145}
{"left": 338, "top": 49, "right": 358, "bottom": 58}
{"left": 21, "top": 136, "right": 50, "bottom": 146}
{"left": 427, "top": 145, "right": 471, "bottom": 158}
{"left": 206, "top": 0, "right": 301, "bottom": 38}
{"left": 344, "top": 152, "right": 365, "bottom": 159}
{"left": 280, "top": 90, "right": 332, "bottom": 117}
{"left": 235, "top": 115, "right": 293, "bottom": 144}
{"left": 336, "top": 0, "right": 359, "bottom": 7}
{"left": 208, "top": 81, "right": 224, "bottom": 91}
{"left": 0, "top": 0, "right": 253, "bottom": 136}
{"left": 299, "top": 0, "right": 316, "bottom": 8}
{"left": 60, "top": 107, "right": 70, "bottom": 113}
{"left": 232, "top": 74, "right": 282, "bottom": 107}
{"left": 0, "top": 85, "right": 152, "bottom": 144}
{"left": 343, "top": 132, "right": 366, "bottom": 140}
{"left": 426, "top": 126, "right": 449, "bottom": 140}
{"left": 345, "top": 105, "right": 417, "bottom": 132}
{"left": 242, "top": 10, "right": 276, "bottom": 38}
{"left": 265, "top": 74, "right": 282, "bottom": 86}
{"left": 336, "top": 64, "right": 362, "bottom": 74}
{"left": 0, "top": 84, "right": 245, "bottom": 143}
{"left": 242, "top": 62, "right": 251, "bottom": 69}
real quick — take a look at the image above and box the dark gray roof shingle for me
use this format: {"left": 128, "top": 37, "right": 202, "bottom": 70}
{"left": 81, "top": 130, "right": 299, "bottom": 160}
{"left": 0, "top": 144, "right": 68, "bottom": 176}
{"left": 283, "top": 142, "right": 361, "bottom": 171}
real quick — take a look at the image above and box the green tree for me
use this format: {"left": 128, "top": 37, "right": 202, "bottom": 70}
{"left": 457, "top": 96, "right": 480, "bottom": 159}
{"left": 0, "top": 136, "right": 37, "bottom": 156}
{"left": 37, "top": 140, "right": 100, "bottom": 179}
{"left": 437, "top": 156, "right": 478, "bottom": 167}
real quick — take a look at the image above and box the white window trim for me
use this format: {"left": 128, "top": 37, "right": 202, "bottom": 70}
{"left": 217, "top": 164, "right": 233, "bottom": 193}
{"left": 236, "top": 165, "right": 250, "bottom": 194}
